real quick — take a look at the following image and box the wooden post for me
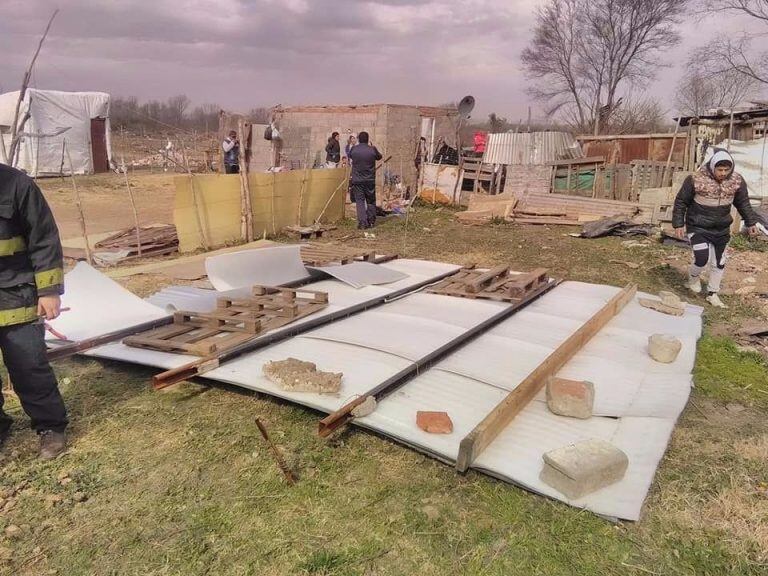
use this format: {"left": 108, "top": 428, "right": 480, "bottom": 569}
{"left": 8, "top": 10, "right": 58, "bottom": 165}
{"left": 237, "top": 119, "right": 254, "bottom": 242}
{"left": 727, "top": 110, "right": 735, "bottom": 151}
{"left": 178, "top": 138, "right": 209, "bottom": 251}
{"left": 122, "top": 159, "right": 142, "bottom": 256}
{"left": 663, "top": 118, "right": 681, "bottom": 186}
{"left": 64, "top": 143, "right": 93, "bottom": 266}
{"left": 455, "top": 284, "right": 637, "bottom": 473}
{"left": 297, "top": 150, "right": 311, "bottom": 226}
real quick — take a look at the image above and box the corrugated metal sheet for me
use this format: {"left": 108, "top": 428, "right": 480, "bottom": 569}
{"left": 482, "top": 132, "right": 584, "bottom": 166}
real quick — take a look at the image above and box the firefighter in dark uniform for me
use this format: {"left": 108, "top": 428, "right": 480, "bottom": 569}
{"left": 0, "top": 162, "right": 68, "bottom": 460}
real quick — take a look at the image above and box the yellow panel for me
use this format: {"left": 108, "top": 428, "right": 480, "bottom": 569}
{"left": 174, "top": 168, "right": 348, "bottom": 252}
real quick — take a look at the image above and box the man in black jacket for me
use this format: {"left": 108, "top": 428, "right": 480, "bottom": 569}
{"left": 348, "top": 132, "right": 382, "bottom": 229}
{"left": 0, "top": 162, "right": 68, "bottom": 459}
{"left": 672, "top": 149, "right": 758, "bottom": 308}
{"left": 325, "top": 132, "right": 341, "bottom": 168}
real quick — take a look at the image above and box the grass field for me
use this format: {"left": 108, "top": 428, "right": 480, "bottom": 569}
{"left": 1, "top": 189, "right": 767, "bottom": 575}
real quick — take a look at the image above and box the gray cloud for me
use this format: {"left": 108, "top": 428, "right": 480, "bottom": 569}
{"left": 0, "top": 1, "right": 763, "bottom": 121}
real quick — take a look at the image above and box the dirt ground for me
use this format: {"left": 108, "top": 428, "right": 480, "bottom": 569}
{"left": 37, "top": 172, "right": 176, "bottom": 240}
{"left": 0, "top": 179, "right": 767, "bottom": 575}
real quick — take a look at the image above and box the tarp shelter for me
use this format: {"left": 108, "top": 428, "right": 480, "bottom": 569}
{"left": 0, "top": 89, "right": 112, "bottom": 176}
{"left": 705, "top": 139, "right": 768, "bottom": 199}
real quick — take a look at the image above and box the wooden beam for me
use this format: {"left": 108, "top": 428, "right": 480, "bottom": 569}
{"left": 455, "top": 283, "right": 637, "bottom": 473}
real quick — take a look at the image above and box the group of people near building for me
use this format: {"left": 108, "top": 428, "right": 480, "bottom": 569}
{"left": 324, "top": 132, "right": 359, "bottom": 169}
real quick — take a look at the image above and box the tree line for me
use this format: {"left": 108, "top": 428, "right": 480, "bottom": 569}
{"left": 110, "top": 95, "right": 270, "bottom": 133}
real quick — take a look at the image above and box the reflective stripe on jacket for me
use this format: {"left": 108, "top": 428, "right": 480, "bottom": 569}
{"left": 0, "top": 163, "right": 64, "bottom": 326}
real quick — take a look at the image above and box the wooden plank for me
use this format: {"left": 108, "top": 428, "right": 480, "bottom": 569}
{"left": 508, "top": 217, "right": 581, "bottom": 226}
{"left": 455, "top": 283, "right": 637, "bottom": 473}
{"left": 464, "top": 265, "right": 509, "bottom": 293}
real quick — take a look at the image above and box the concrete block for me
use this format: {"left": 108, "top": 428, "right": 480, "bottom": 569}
{"left": 648, "top": 334, "right": 682, "bottom": 363}
{"left": 540, "top": 438, "right": 629, "bottom": 499}
{"left": 416, "top": 411, "right": 453, "bottom": 434}
{"left": 546, "top": 378, "right": 594, "bottom": 419}
{"left": 639, "top": 290, "right": 686, "bottom": 316}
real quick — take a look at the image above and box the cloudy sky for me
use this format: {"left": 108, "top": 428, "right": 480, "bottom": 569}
{"left": 0, "top": 0, "right": 761, "bottom": 120}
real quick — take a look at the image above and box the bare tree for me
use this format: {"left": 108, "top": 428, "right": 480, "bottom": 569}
{"left": 248, "top": 107, "right": 271, "bottom": 124}
{"left": 703, "top": 1, "right": 768, "bottom": 85}
{"left": 488, "top": 113, "right": 511, "bottom": 133}
{"left": 166, "top": 95, "right": 191, "bottom": 128}
{"left": 675, "top": 52, "right": 758, "bottom": 115}
{"left": 522, "top": 0, "right": 686, "bottom": 133}
{"left": 607, "top": 96, "right": 670, "bottom": 133}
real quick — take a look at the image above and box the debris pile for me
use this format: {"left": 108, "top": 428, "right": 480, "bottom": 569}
{"left": 93, "top": 225, "right": 179, "bottom": 264}
{"left": 263, "top": 358, "right": 342, "bottom": 394}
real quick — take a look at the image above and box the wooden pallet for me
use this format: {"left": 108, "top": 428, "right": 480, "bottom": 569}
{"left": 300, "top": 244, "right": 377, "bottom": 266}
{"left": 124, "top": 286, "right": 328, "bottom": 356}
{"left": 426, "top": 267, "right": 550, "bottom": 302}
{"left": 285, "top": 224, "right": 337, "bottom": 240}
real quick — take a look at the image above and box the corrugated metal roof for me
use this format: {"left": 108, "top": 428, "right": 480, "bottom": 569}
{"left": 482, "top": 131, "right": 584, "bottom": 165}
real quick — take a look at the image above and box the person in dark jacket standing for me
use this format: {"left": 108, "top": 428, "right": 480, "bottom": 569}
{"left": 222, "top": 130, "right": 240, "bottom": 174}
{"left": 0, "top": 163, "right": 68, "bottom": 459}
{"left": 348, "top": 132, "right": 382, "bottom": 229}
{"left": 672, "top": 149, "right": 758, "bottom": 308}
{"left": 325, "top": 132, "right": 341, "bottom": 168}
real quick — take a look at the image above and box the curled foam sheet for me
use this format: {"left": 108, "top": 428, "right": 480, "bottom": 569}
{"left": 205, "top": 245, "right": 310, "bottom": 291}
{"left": 308, "top": 262, "right": 408, "bottom": 288}
{"left": 85, "top": 259, "right": 462, "bottom": 370}
{"left": 46, "top": 262, "right": 168, "bottom": 342}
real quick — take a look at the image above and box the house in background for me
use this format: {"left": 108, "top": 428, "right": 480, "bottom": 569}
{"left": 0, "top": 89, "right": 112, "bottom": 177}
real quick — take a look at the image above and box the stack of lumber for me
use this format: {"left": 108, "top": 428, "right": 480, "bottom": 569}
{"left": 94, "top": 225, "right": 179, "bottom": 259}
{"left": 455, "top": 191, "right": 657, "bottom": 226}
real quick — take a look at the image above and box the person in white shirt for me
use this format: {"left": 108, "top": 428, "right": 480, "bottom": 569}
{"left": 222, "top": 131, "right": 240, "bottom": 174}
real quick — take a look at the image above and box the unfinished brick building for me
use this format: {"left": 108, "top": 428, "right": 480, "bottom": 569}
{"left": 272, "top": 103, "right": 458, "bottom": 189}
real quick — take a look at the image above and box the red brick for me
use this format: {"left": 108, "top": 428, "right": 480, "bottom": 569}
{"left": 546, "top": 378, "right": 594, "bottom": 419}
{"left": 416, "top": 411, "right": 453, "bottom": 434}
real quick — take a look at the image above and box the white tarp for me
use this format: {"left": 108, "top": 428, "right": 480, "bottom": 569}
{"left": 709, "top": 139, "right": 768, "bottom": 198}
{"left": 0, "top": 89, "right": 112, "bottom": 176}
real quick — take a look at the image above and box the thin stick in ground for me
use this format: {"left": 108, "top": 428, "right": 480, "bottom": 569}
{"left": 178, "top": 138, "right": 210, "bottom": 251}
{"left": 64, "top": 142, "right": 93, "bottom": 266}
{"left": 255, "top": 418, "right": 297, "bottom": 485}
{"left": 9, "top": 9, "right": 58, "bottom": 165}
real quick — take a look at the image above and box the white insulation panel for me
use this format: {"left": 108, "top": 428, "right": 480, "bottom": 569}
{"left": 56, "top": 264, "right": 702, "bottom": 521}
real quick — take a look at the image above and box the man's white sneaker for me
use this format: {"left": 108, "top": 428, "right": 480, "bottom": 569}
{"left": 706, "top": 293, "right": 727, "bottom": 308}
{"left": 687, "top": 276, "right": 702, "bottom": 294}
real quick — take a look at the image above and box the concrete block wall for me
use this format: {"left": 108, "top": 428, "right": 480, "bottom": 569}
{"left": 276, "top": 109, "right": 380, "bottom": 169}
{"left": 385, "top": 105, "right": 422, "bottom": 190}
{"left": 274, "top": 105, "right": 458, "bottom": 197}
